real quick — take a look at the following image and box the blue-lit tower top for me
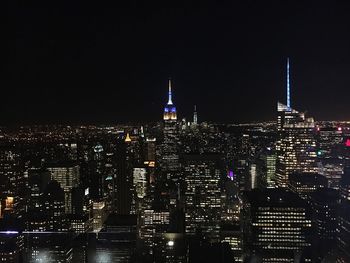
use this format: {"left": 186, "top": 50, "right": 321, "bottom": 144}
{"left": 164, "top": 79, "right": 177, "bottom": 120}
{"left": 278, "top": 58, "right": 297, "bottom": 113}
{"left": 167, "top": 78, "right": 173, "bottom": 105}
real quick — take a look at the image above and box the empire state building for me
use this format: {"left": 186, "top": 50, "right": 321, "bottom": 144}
{"left": 161, "top": 79, "right": 180, "bottom": 173}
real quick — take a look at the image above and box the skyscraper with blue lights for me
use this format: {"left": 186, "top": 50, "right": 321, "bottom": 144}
{"left": 161, "top": 79, "right": 180, "bottom": 174}
{"left": 276, "top": 59, "right": 317, "bottom": 188}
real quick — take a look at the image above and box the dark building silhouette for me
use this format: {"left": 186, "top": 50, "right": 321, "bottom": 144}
{"left": 310, "top": 188, "right": 339, "bottom": 261}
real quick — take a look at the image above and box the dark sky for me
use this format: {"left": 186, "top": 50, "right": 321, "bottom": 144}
{"left": 6, "top": 1, "right": 350, "bottom": 124}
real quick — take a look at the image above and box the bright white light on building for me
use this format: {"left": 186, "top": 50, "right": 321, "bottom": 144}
{"left": 167, "top": 240, "right": 174, "bottom": 247}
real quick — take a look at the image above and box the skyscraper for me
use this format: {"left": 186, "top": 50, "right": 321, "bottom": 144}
{"left": 309, "top": 188, "right": 338, "bottom": 261}
{"left": 338, "top": 166, "right": 350, "bottom": 261}
{"left": 255, "top": 148, "right": 276, "bottom": 189}
{"left": 47, "top": 163, "right": 80, "bottom": 214}
{"left": 193, "top": 105, "right": 198, "bottom": 125}
{"left": 276, "top": 59, "right": 317, "bottom": 188}
{"left": 161, "top": 79, "right": 180, "bottom": 174}
{"left": 183, "top": 154, "right": 223, "bottom": 243}
{"left": 242, "top": 189, "right": 312, "bottom": 262}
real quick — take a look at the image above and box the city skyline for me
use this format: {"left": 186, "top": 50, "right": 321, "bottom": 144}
{"left": 6, "top": 2, "right": 350, "bottom": 124}
{"left": 3, "top": 2, "right": 350, "bottom": 262}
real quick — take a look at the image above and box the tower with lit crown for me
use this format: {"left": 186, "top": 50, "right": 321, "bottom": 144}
{"left": 163, "top": 79, "right": 177, "bottom": 121}
{"left": 161, "top": 79, "right": 180, "bottom": 173}
{"left": 276, "top": 59, "right": 317, "bottom": 188}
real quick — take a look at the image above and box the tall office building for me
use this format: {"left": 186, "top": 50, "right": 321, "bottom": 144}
{"left": 47, "top": 163, "right": 80, "bottom": 214}
{"left": 25, "top": 175, "right": 71, "bottom": 263}
{"left": 145, "top": 138, "right": 156, "bottom": 163}
{"left": 161, "top": 79, "right": 180, "bottom": 173}
{"left": 242, "top": 189, "right": 312, "bottom": 262}
{"left": 340, "top": 166, "right": 350, "bottom": 202}
{"left": 183, "top": 154, "right": 223, "bottom": 243}
{"left": 276, "top": 59, "right": 317, "bottom": 188}
{"left": 92, "top": 200, "right": 106, "bottom": 232}
{"left": 256, "top": 148, "right": 276, "bottom": 188}
{"left": 0, "top": 229, "right": 24, "bottom": 263}
{"left": 139, "top": 187, "right": 171, "bottom": 255}
{"left": 337, "top": 201, "right": 350, "bottom": 262}
{"left": 288, "top": 172, "right": 328, "bottom": 200}
{"left": 115, "top": 137, "right": 133, "bottom": 215}
{"left": 316, "top": 126, "right": 343, "bottom": 159}
{"left": 43, "top": 180, "right": 67, "bottom": 232}
{"left": 0, "top": 149, "right": 25, "bottom": 219}
{"left": 309, "top": 188, "right": 338, "bottom": 261}
{"left": 94, "top": 214, "right": 137, "bottom": 263}
{"left": 133, "top": 168, "right": 147, "bottom": 199}
{"left": 220, "top": 223, "right": 243, "bottom": 262}
{"left": 338, "top": 166, "right": 350, "bottom": 261}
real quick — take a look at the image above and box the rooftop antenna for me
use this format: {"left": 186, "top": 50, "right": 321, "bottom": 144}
{"left": 287, "top": 58, "right": 291, "bottom": 109}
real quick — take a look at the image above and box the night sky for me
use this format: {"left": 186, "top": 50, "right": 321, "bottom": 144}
{"left": 6, "top": 2, "right": 350, "bottom": 124}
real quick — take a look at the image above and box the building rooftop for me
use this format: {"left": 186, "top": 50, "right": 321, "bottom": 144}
{"left": 103, "top": 214, "right": 137, "bottom": 227}
{"left": 244, "top": 188, "right": 308, "bottom": 208}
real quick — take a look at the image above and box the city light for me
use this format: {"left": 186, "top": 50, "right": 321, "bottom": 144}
{"left": 167, "top": 240, "right": 174, "bottom": 247}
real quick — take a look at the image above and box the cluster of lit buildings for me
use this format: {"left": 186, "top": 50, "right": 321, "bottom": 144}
{"left": 0, "top": 61, "right": 350, "bottom": 262}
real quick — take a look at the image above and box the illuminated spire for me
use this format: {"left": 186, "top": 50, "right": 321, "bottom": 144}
{"left": 193, "top": 105, "right": 198, "bottom": 125}
{"left": 167, "top": 78, "right": 173, "bottom": 105}
{"left": 125, "top": 133, "right": 131, "bottom": 142}
{"left": 287, "top": 58, "right": 291, "bottom": 109}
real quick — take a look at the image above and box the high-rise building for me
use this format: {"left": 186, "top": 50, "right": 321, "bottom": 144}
{"left": 94, "top": 214, "right": 137, "bottom": 263}
{"left": 25, "top": 177, "right": 71, "bottom": 263}
{"left": 43, "top": 180, "right": 67, "bottom": 232}
{"left": 115, "top": 137, "right": 133, "bottom": 215}
{"left": 47, "top": 163, "right": 80, "bottom": 214}
{"left": 183, "top": 154, "right": 223, "bottom": 243}
{"left": 0, "top": 230, "right": 24, "bottom": 263}
{"left": 337, "top": 201, "right": 350, "bottom": 262}
{"left": 220, "top": 223, "right": 243, "bottom": 262}
{"left": 340, "top": 166, "right": 350, "bottom": 202}
{"left": 26, "top": 168, "right": 51, "bottom": 232}
{"left": 276, "top": 59, "right": 317, "bottom": 188}
{"left": 316, "top": 126, "right": 343, "bottom": 159}
{"left": 317, "top": 161, "right": 343, "bottom": 190}
{"left": 133, "top": 168, "right": 147, "bottom": 199}
{"left": 193, "top": 105, "right": 198, "bottom": 125}
{"left": 0, "top": 149, "right": 26, "bottom": 219}
{"left": 92, "top": 200, "right": 106, "bottom": 232}
{"left": 337, "top": 166, "right": 350, "bottom": 261}
{"left": 161, "top": 79, "right": 180, "bottom": 174}
{"left": 138, "top": 185, "right": 172, "bottom": 257}
{"left": 256, "top": 148, "right": 276, "bottom": 188}
{"left": 288, "top": 172, "right": 328, "bottom": 200}
{"left": 309, "top": 188, "right": 338, "bottom": 261}
{"left": 242, "top": 188, "right": 312, "bottom": 262}
{"left": 145, "top": 138, "right": 156, "bottom": 163}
